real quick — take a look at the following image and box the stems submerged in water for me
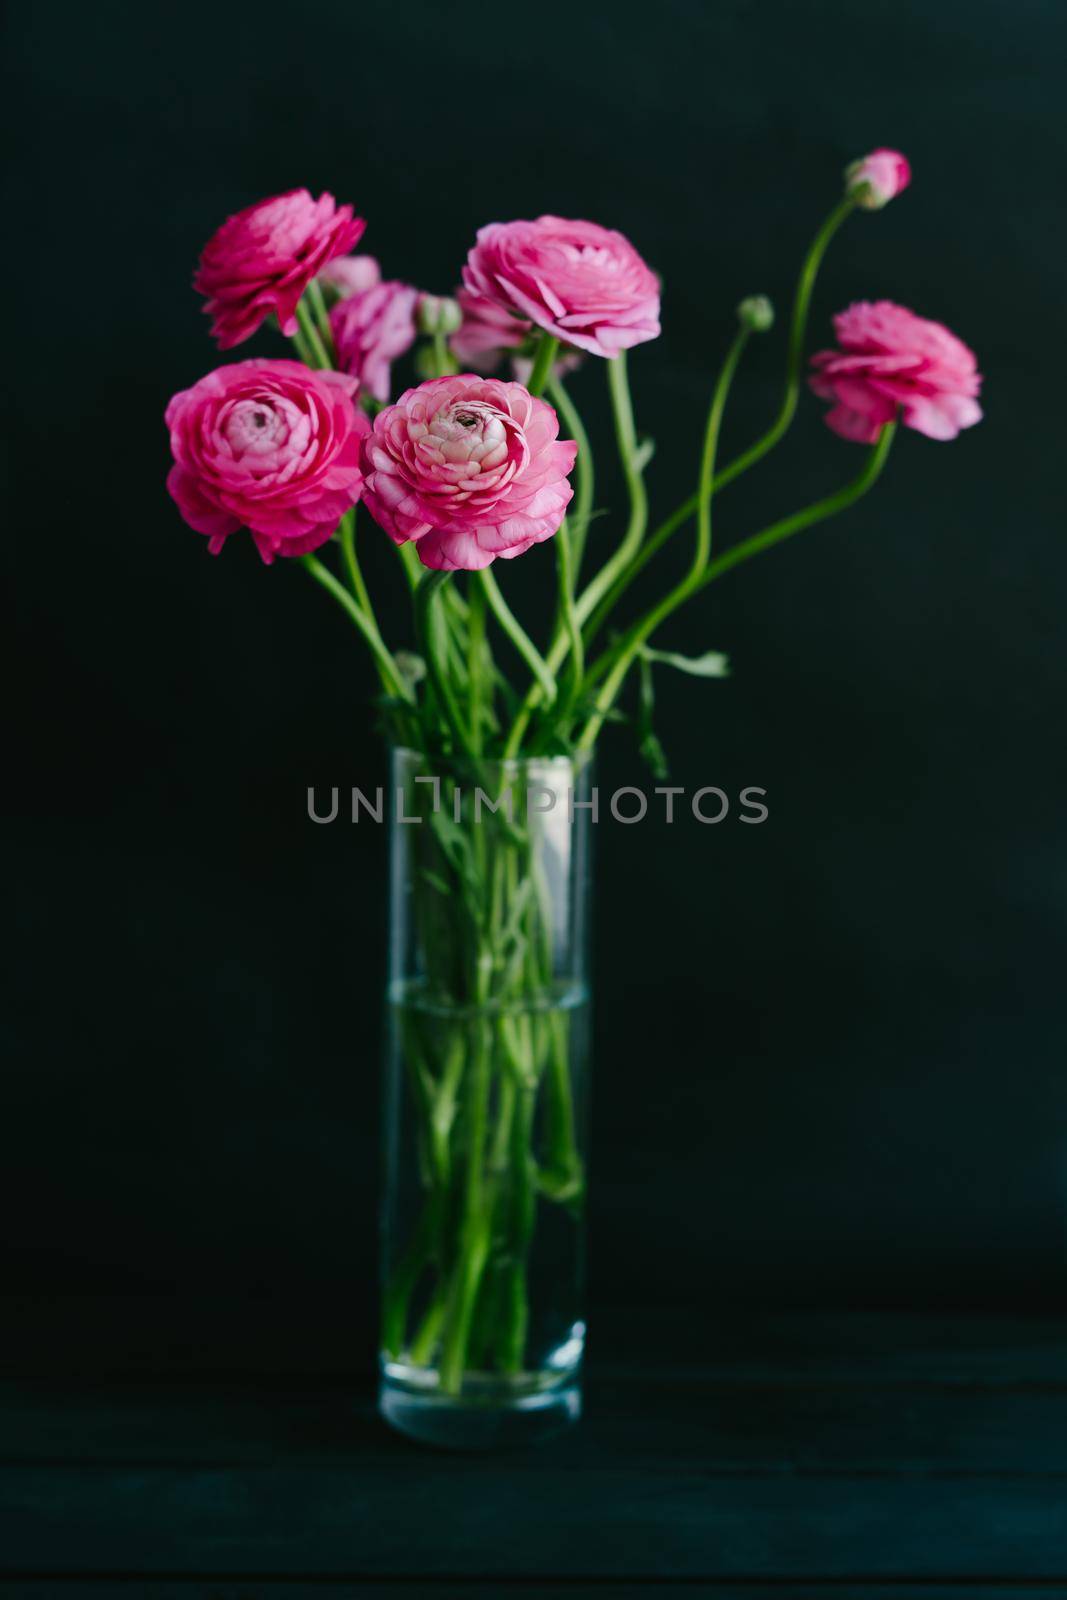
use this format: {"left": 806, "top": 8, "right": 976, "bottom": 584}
{"left": 381, "top": 757, "right": 587, "bottom": 1392}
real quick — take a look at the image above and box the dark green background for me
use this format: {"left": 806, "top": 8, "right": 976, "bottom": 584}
{"left": 6, "top": 0, "right": 1065, "bottom": 1349}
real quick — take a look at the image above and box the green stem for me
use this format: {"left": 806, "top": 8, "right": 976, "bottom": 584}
{"left": 397, "top": 541, "right": 422, "bottom": 592}
{"left": 529, "top": 835, "right": 583, "bottom": 1204}
{"left": 554, "top": 519, "right": 583, "bottom": 726}
{"left": 408, "top": 1290, "right": 447, "bottom": 1366}
{"left": 581, "top": 422, "right": 898, "bottom": 741}
{"left": 696, "top": 421, "right": 897, "bottom": 593}
{"left": 580, "top": 197, "right": 857, "bottom": 649}
{"left": 501, "top": 353, "right": 645, "bottom": 758}
{"left": 396, "top": 775, "right": 585, "bottom": 1388}
{"left": 306, "top": 279, "right": 337, "bottom": 363}
{"left": 574, "top": 352, "right": 648, "bottom": 626}
{"left": 415, "top": 571, "right": 477, "bottom": 761}
{"left": 301, "top": 555, "right": 410, "bottom": 701}
{"left": 467, "top": 576, "right": 486, "bottom": 754}
{"left": 439, "top": 590, "right": 472, "bottom": 696}
{"left": 382, "top": 1209, "right": 432, "bottom": 1358}
{"left": 546, "top": 374, "right": 594, "bottom": 578}
{"left": 576, "top": 329, "right": 749, "bottom": 751}
{"left": 337, "top": 509, "right": 374, "bottom": 617}
{"left": 523, "top": 372, "right": 590, "bottom": 746}
{"left": 295, "top": 298, "right": 332, "bottom": 370}
{"left": 438, "top": 1012, "right": 492, "bottom": 1393}
{"left": 497, "top": 1080, "right": 537, "bottom": 1373}
{"left": 696, "top": 330, "right": 750, "bottom": 565}
{"left": 717, "top": 196, "right": 855, "bottom": 489}
{"left": 477, "top": 569, "right": 557, "bottom": 710}
{"left": 538, "top": 1031, "right": 583, "bottom": 1206}
{"left": 525, "top": 332, "right": 559, "bottom": 398}
{"left": 432, "top": 330, "right": 457, "bottom": 377}
{"left": 430, "top": 1032, "right": 466, "bottom": 1188}
{"left": 490, "top": 1071, "right": 518, "bottom": 1172}
{"left": 291, "top": 325, "right": 316, "bottom": 367}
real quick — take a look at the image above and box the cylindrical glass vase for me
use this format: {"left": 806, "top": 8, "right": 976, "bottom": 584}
{"left": 379, "top": 747, "right": 593, "bottom": 1449}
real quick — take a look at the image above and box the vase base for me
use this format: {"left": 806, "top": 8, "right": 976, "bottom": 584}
{"left": 379, "top": 1371, "right": 581, "bottom": 1451}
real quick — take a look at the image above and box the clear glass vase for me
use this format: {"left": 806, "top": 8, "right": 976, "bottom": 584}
{"left": 379, "top": 747, "right": 593, "bottom": 1449}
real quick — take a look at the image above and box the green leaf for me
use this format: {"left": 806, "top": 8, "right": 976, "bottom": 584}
{"left": 394, "top": 650, "right": 427, "bottom": 687}
{"left": 565, "top": 506, "right": 610, "bottom": 542}
{"left": 636, "top": 654, "right": 669, "bottom": 780}
{"left": 419, "top": 867, "right": 452, "bottom": 896}
{"left": 632, "top": 436, "right": 656, "bottom": 474}
{"left": 536, "top": 1159, "right": 585, "bottom": 1206}
{"left": 639, "top": 645, "right": 730, "bottom": 678}
{"left": 639, "top": 732, "right": 669, "bottom": 781}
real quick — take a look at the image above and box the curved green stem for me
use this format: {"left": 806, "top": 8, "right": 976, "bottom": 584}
{"left": 338, "top": 509, "right": 374, "bottom": 617}
{"left": 477, "top": 569, "right": 557, "bottom": 710}
{"left": 500, "top": 353, "right": 644, "bottom": 759}
{"left": 696, "top": 331, "right": 749, "bottom": 564}
{"left": 301, "top": 554, "right": 410, "bottom": 701}
{"left": 525, "top": 333, "right": 560, "bottom": 398}
{"left": 467, "top": 576, "right": 486, "bottom": 755}
{"left": 696, "top": 421, "right": 897, "bottom": 593}
{"left": 582, "top": 473, "right": 727, "bottom": 651}
{"left": 397, "top": 541, "right": 422, "bottom": 592}
{"left": 575, "top": 329, "right": 748, "bottom": 752}
{"left": 546, "top": 374, "right": 594, "bottom": 578}
{"left": 554, "top": 520, "right": 583, "bottom": 726}
{"left": 580, "top": 423, "right": 898, "bottom": 739}
{"left": 575, "top": 352, "right": 648, "bottom": 626}
{"left": 581, "top": 197, "right": 857, "bottom": 650}
{"left": 717, "top": 196, "right": 855, "bottom": 488}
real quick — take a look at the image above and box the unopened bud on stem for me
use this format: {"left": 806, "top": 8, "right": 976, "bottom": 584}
{"left": 844, "top": 148, "right": 911, "bottom": 210}
{"left": 737, "top": 295, "right": 774, "bottom": 333}
{"left": 417, "top": 294, "right": 462, "bottom": 337}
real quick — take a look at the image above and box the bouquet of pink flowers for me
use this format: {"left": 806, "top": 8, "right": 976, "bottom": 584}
{"left": 167, "top": 154, "right": 980, "bottom": 766}
{"left": 166, "top": 150, "right": 982, "bottom": 1445}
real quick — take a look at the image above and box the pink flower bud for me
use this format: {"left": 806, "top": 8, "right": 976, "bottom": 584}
{"left": 330, "top": 281, "right": 420, "bottom": 404}
{"left": 844, "top": 149, "right": 911, "bottom": 210}
{"left": 318, "top": 254, "right": 382, "bottom": 300}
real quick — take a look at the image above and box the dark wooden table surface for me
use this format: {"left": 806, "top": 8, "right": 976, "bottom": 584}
{"left": 2, "top": 1301, "right": 1066, "bottom": 1596}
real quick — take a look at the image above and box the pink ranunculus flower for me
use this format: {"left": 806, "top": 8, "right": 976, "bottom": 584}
{"left": 462, "top": 216, "right": 660, "bottom": 359}
{"left": 318, "top": 253, "right": 382, "bottom": 300}
{"left": 361, "top": 375, "right": 577, "bottom": 571}
{"left": 845, "top": 148, "right": 911, "bottom": 209}
{"left": 809, "top": 301, "right": 983, "bottom": 443}
{"left": 330, "top": 280, "right": 420, "bottom": 403}
{"left": 165, "top": 358, "right": 370, "bottom": 563}
{"left": 452, "top": 288, "right": 584, "bottom": 384}
{"left": 452, "top": 287, "right": 531, "bottom": 371}
{"left": 194, "top": 190, "right": 365, "bottom": 349}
